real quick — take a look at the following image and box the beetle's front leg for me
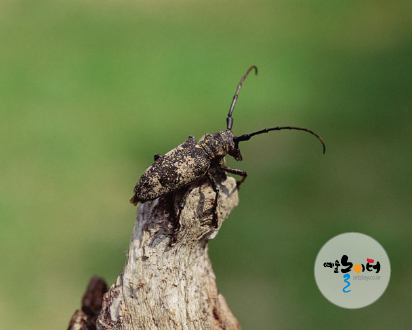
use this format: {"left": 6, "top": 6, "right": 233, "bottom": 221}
{"left": 221, "top": 166, "right": 247, "bottom": 187}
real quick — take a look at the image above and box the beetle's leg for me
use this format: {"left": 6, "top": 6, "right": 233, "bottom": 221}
{"left": 221, "top": 166, "right": 248, "bottom": 187}
{"left": 169, "top": 189, "right": 190, "bottom": 247}
{"left": 206, "top": 172, "right": 220, "bottom": 228}
{"left": 176, "top": 190, "right": 190, "bottom": 222}
{"left": 154, "top": 154, "right": 163, "bottom": 161}
{"left": 221, "top": 157, "right": 226, "bottom": 167}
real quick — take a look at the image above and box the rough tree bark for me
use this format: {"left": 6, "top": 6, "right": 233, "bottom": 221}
{"left": 72, "top": 171, "right": 241, "bottom": 330}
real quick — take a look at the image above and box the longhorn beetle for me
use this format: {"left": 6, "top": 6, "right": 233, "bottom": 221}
{"left": 130, "top": 66, "right": 325, "bottom": 227}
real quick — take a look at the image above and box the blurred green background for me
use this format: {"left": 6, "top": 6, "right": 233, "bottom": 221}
{"left": 1, "top": 1, "right": 411, "bottom": 329}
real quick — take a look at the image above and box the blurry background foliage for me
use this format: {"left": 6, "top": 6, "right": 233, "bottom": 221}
{"left": 0, "top": 1, "right": 411, "bottom": 329}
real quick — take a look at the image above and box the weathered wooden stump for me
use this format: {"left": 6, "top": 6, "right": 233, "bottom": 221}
{"left": 69, "top": 174, "right": 241, "bottom": 330}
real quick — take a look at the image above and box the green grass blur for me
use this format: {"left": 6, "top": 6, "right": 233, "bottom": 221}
{"left": 1, "top": 1, "right": 411, "bottom": 329}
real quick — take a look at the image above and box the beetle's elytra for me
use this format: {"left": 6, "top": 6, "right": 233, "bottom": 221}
{"left": 130, "top": 66, "right": 325, "bottom": 218}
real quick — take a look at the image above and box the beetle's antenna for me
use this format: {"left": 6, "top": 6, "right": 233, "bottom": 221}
{"left": 226, "top": 66, "right": 258, "bottom": 131}
{"left": 234, "top": 126, "right": 326, "bottom": 154}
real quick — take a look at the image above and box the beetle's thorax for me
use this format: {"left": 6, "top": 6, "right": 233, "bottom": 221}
{"left": 199, "top": 129, "right": 242, "bottom": 161}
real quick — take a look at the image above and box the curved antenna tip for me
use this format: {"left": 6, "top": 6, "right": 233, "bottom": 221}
{"left": 322, "top": 142, "right": 326, "bottom": 154}
{"left": 250, "top": 65, "right": 258, "bottom": 75}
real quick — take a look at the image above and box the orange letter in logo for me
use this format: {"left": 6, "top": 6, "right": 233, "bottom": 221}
{"left": 353, "top": 264, "right": 362, "bottom": 274}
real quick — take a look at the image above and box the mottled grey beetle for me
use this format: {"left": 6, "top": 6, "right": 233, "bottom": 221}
{"left": 130, "top": 66, "right": 325, "bottom": 225}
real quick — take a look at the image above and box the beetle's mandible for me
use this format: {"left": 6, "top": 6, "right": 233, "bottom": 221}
{"left": 130, "top": 66, "right": 325, "bottom": 221}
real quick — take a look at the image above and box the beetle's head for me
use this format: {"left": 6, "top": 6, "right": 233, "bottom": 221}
{"left": 227, "top": 133, "right": 243, "bottom": 161}
{"left": 228, "top": 144, "right": 243, "bottom": 161}
{"left": 217, "top": 130, "right": 243, "bottom": 161}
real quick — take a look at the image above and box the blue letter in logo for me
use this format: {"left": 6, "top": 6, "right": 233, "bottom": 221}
{"left": 343, "top": 273, "right": 351, "bottom": 293}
